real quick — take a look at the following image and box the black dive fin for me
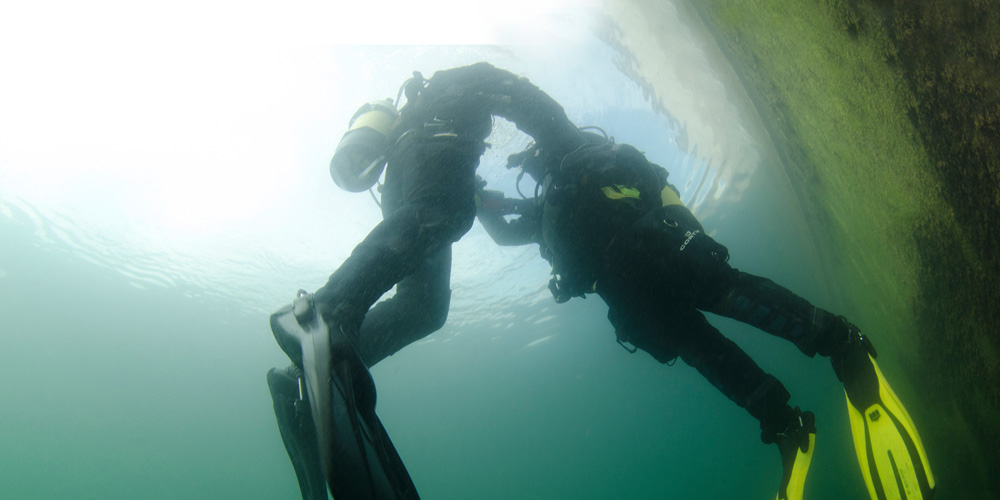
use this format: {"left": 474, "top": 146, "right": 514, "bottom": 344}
{"left": 267, "top": 365, "right": 328, "bottom": 500}
{"left": 271, "top": 291, "right": 420, "bottom": 500}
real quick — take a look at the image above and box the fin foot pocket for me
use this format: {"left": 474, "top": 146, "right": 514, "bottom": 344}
{"left": 775, "top": 408, "right": 816, "bottom": 500}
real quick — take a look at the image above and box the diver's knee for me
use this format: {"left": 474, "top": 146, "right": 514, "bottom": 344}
{"left": 425, "top": 288, "right": 451, "bottom": 331}
{"left": 417, "top": 202, "right": 476, "bottom": 242}
{"left": 396, "top": 285, "right": 450, "bottom": 334}
{"left": 427, "top": 304, "right": 450, "bottom": 332}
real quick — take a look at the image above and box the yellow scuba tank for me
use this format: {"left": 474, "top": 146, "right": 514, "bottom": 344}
{"left": 330, "top": 99, "right": 399, "bottom": 192}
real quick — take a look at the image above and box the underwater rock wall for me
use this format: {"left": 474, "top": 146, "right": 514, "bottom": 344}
{"left": 836, "top": 1, "right": 1000, "bottom": 494}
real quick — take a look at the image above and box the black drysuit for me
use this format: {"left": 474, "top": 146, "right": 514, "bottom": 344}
{"left": 313, "top": 63, "right": 585, "bottom": 366}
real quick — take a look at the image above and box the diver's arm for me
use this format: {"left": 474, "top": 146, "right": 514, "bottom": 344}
{"left": 477, "top": 213, "right": 540, "bottom": 247}
{"left": 475, "top": 191, "right": 540, "bottom": 246}
{"left": 483, "top": 72, "right": 586, "bottom": 153}
{"left": 420, "top": 62, "right": 586, "bottom": 153}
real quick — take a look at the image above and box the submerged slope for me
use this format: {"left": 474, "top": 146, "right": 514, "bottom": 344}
{"left": 601, "top": 0, "right": 1000, "bottom": 496}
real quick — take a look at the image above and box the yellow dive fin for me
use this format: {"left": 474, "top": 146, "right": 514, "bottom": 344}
{"left": 844, "top": 354, "right": 935, "bottom": 500}
{"left": 776, "top": 432, "right": 815, "bottom": 500}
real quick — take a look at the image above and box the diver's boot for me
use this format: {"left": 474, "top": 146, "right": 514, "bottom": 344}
{"left": 827, "top": 319, "right": 935, "bottom": 500}
{"left": 744, "top": 376, "right": 812, "bottom": 499}
{"left": 266, "top": 365, "right": 328, "bottom": 500}
{"left": 765, "top": 407, "right": 816, "bottom": 500}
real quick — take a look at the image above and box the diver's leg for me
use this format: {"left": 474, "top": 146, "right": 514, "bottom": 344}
{"left": 672, "top": 311, "right": 814, "bottom": 447}
{"left": 669, "top": 227, "right": 934, "bottom": 497}
{"left": 700, "top": 271, "right": 850, "bottom": 358}
{"left": 611, "top": 304, "right": 816, "bottom": 500}
{"left": 341, "top": 133, "right": 456, "bottom": 368}
{"left": 352, "top": 244, "right": 452, "bottom": 367}
{"left": 313, "top": 133, "right": 485, "bottom": 330}
{"left": 611, "top": 302, "right": 801, "bottom": 438}
{"left": 610, "top": 204, "right": 850, "bottom": 357}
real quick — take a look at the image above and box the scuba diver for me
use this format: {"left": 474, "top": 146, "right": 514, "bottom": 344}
{"left": 267, "top": 62, "right": 586, "bottom": 500}
{"left": 266, "top": 62, "right": 935, "bottom": 500}
{"left": 478, "top": 133, "right": 936, "bottom": 500}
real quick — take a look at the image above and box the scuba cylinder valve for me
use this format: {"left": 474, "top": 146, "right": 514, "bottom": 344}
{"left": 330, "top": 99, "right": 399, "bottom": 192}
